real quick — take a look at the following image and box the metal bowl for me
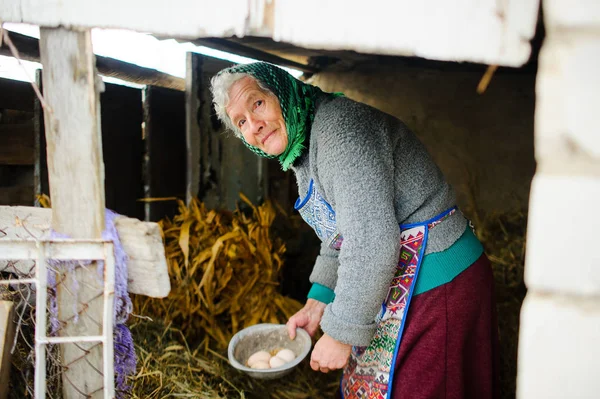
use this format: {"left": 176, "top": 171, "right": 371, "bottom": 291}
{"left": 227, "top": 323, "right": 312, "bottom": 379}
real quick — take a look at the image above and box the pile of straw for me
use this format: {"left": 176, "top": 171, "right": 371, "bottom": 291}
{"left": 133, "top": 195, "right": 303, "bottom": 350}
{"left": 129, "top": 320, "right": 340, "bottom": 399}
{"left": 130, "top": 195, "right": 341, "bottom": 398}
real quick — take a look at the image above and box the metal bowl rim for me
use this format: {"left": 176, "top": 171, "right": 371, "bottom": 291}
{"left": 227, "top": 323, "right": 311, "bottom": 373}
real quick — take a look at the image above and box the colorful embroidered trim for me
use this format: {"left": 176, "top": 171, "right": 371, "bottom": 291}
{"left": 341, "top": 224, "right": 427, "bottom": 399}
{"left": 340, "top": 206, "right": 456, "bottom": 399}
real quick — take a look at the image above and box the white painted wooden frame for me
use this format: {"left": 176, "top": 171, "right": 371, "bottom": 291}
{"left": 0, "top": 0, "right": 541, "bottom": 67}
{"left": 0, "top": 239, "right": 115, "bottom": 399}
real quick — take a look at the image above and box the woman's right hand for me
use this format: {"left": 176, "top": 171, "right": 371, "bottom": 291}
{"left": 286, "top": 298, "right": 327, "bottom": 339}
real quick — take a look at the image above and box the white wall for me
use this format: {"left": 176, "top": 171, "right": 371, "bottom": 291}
{"left": 517, "top": 1, "right": 600, "bottom": 397}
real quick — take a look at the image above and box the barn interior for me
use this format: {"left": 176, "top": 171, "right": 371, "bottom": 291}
{"left": 0, "top": 19, "right": 540, "bottom": 398}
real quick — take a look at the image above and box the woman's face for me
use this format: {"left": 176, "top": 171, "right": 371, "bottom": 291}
{"left": 226, "top": 76, "right": 288, "bottom": 156}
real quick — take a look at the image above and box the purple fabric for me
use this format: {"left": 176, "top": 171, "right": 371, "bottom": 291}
{"left": 103, "top": 209, "right": 133, "bottom": 324}
{"left": 390, "top": 254, "right": 499, "bottom": 399}
{"left": 48, "top": 209, "right": 136, "bottom": 397}
{"left": 114, "top": 324, "right": 136, "bottom": 393}
{"left": 102, "top": 210, "right": 136, "bottom": 395}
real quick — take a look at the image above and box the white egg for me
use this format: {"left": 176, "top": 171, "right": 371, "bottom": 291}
{"left": 275, "top": 349, "right": 296, "bottom": 363}
{"left": 250, "top": 360, "right": 270, "bottom": 369}
{"left": 247, "top": 350, "right": 271, "bottom": 367}
{"left": 269, "top": 356, "right": 287, "bottom": 369}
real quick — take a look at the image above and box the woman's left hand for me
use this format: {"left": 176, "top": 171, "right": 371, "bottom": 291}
{"left": 310, "top": 333, "right": 352, "bottom": 373}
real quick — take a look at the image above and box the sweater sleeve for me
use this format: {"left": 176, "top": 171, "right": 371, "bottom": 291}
{"left": 306, "top": 241, "right": 339, "bottom": 303}
{"left": 309, "top": 241, "right": 340, "bottom": 291}
{"left": 315, "top": 99, "right": 401, "bottom": 346}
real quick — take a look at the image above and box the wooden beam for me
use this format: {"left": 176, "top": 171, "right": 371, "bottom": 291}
{"left": 39, "top": 28, "right": 105, "bottom": 236}
{"left": 1, "top": 30, "right": 184, "bottom": 91}
{"left": 0, "top": 206, "right": 171, "bottom": 298}
{"left": 0, "top": 301, "right": 16, "bottom": 399}
{"left": 192, "top": 37, "right": 318, "bottom": 74}
{"left": 39, "top": 27, "right": 106, "bottom": 398}
{"left": 98, "top": 56, "right": 184, "bottom": 91}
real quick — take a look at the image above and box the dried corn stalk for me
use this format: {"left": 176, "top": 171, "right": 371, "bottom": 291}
{"left": 133, "top": 195, "right": 302, "bottom": 350}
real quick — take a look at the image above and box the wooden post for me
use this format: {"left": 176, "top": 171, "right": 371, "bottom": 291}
{"left": 185, "top": 52, "right": 201, "bottom": 205}
{"left": 0, "top": 301, "right": 16, "bottom": 399}
{"left": 39, "top": 27, "right": 106, "bottom": 398}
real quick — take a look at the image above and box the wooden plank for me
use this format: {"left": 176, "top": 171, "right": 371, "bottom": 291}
{"left": 144, "top": 85, "right": 186, "bottom": 221}
{"left": 0, "top": 206, "right": 170, "bottom": 297}
{"left": 101, "top": 83, "right": 144, "bottom": 219}
{"left": 185, "top": 52, "right": 201, "bottom": 205}
{"left": 0, "top": 31, "right": 184, "bottom": 91}
{"left": 98, "top": 55, "right": 184, "bottom": 91}
{"left": 0, "top": 301, "right": 15, "bottom": 399}
{"left": 0, "top": 123, "right": 34, "bottom": 165}
{"left": 39, "top": 27, "right": 106, "bottom": 398}
{"left": 192, "top": 38, "right": 318, "bottom": 73}
{"left": 0, "top": 78, "right": 35, "bottom": 111}
{"left": 0, "top": 0, "right": 539, "bottom": 67}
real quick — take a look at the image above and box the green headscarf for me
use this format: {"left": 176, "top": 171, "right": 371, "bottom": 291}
{"left": 219, "top": 62, "right": 342, "bottom": 171}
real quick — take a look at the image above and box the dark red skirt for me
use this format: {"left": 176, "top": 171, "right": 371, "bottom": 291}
{"left": 338, "top": 254, "right": 500, "bottom": 399}
{"left": 392, "top": 253, "right": 499, "bottom": 399}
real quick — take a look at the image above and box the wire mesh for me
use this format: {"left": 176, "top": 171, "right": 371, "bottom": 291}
{"left": 1, "top": 258, "right": 61, "bottom": 398}
{"left": 0, "top": 238, "right": 115, "bottom": 399}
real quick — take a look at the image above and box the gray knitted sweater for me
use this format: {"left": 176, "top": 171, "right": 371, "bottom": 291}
{"left": 290, "top": 95, "right": 467, "bottom": 346}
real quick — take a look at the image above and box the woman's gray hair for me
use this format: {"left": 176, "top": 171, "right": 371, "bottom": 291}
{"left": 210, "top": 71, "right": 273, "bottom": 137}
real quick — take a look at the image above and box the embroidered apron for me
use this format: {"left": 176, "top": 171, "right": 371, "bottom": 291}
{"left": 294, "top": 179, "right": 456, "bottom": 399}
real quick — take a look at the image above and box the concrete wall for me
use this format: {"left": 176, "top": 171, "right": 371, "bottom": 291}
{"left": 309, "top": 64, "right": 537, "bottom": 215}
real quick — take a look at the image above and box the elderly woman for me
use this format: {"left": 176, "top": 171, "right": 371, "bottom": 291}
{"left": 211, "top": 62, "right": 498, "bottom": 399}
